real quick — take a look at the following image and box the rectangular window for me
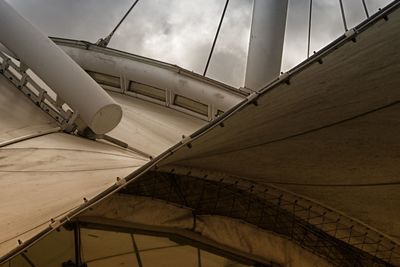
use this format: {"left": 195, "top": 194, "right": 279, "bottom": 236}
{"left": 128, "top": 81, "right": 166, "bottom": 102}
{"left": 174, "top": 95, "right": 208, "bottom": 116}
{"left": 86, "top": 71, "right": 120, "bottom": 88}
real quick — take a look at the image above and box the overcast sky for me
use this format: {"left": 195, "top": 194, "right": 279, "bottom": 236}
{"left": 5, "top": 0, "right": 392, "bottom": 88}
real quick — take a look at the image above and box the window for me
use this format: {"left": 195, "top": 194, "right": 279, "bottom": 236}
{"left": 174, "top": 95, "right": 208, "bottom": 116}
{"left": 128, "top": 81, "right": 166, "bottom": 101}
{"left": 86, "top": 71, "right": 120, "bottom": 88}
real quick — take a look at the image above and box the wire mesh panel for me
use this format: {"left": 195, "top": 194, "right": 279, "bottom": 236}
{"left": 120, "top": 170, "right": 400, "bottom": 266}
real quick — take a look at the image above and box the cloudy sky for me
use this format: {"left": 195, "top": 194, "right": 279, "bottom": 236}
{"left": 5, "top": 0, "right": 392, "bottom": 88}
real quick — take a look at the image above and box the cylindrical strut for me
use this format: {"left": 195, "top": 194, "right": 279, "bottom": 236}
{"left": 245, "top": 0, "right": 288, "bottom": 91}
{"left": 0, "top": 0, "right": 122, "bottom": 134}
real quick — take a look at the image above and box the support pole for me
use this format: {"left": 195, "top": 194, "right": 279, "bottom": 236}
{"left": 0, "top": 0, "right": 122, "bottom": 134}
{"left": 74, "top": 224, "right": 82, "bottom": 267}
{"left": 245, "top": 0, "right": 288, "bottom": 91}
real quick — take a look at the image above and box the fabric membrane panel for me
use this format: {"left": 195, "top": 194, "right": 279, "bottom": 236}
{"left": 160, "top": 4, "right": 400, "bottom": 242}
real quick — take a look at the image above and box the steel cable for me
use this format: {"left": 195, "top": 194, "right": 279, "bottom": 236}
{"left": 96, "top": 0, "right": 140, "bottom": 47}
{"left": 203, "top": 0, "right": 230, "bottom": 76}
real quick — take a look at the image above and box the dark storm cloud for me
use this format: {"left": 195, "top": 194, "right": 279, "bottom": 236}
{"left": 6, "top": 0, "right": 252, "bottom": 87}
{"left": 111, "top": 0, "right": 252, "bottom": 87}
{"left": 5, "top": 0, "right": 393, "bottom": 87}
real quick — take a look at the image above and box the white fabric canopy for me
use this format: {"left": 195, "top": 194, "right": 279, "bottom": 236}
{"left": 0, "top": 76, "right": 204, "bottom": 256}
{"left": 80, "top": 194, "right": 332, "bottom": 267}
{"left": 1, "top": 2, "right": 399, "bottom": 266}
{"left": 160, "top": 5, "right": 400, "bottom": 243}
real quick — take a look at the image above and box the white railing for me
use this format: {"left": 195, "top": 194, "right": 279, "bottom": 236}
{"left": 0, "top": 51, "right": 77, "bottom": 132}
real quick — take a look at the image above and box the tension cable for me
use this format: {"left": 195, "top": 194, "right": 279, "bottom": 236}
{"left": 96, "top": 0, "right": 140, "bottom": 47}
{"left": 203, "top": 0, "right": 230, "bottom": 76}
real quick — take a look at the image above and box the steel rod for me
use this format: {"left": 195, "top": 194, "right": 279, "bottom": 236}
{"left": 111, "top": 0, "right": 140, "bottom": 36}
{"left": 361, "top": 0, "right": 370, "bottom": 18}
{"left": 74, "top": 224, "right": 82, "bottom": 266}
{"left": 339, "top": 0, "right": 348, "bottom": 31}
{"left": 131, "top": 234, "right": 143, "bottom": 267}
{"left": 97, "top": 0, "right": 140, "bottom": 47}
{"left": 203, "top": 0, "right": 230, "bottom": 76}
{"left": 21, "top": 253, "right": 36, "bottom": 267}
{"left": 307, "top": 0, "right": 313, "bottom": 58}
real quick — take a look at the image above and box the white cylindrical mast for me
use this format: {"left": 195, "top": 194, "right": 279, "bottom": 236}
{"left": 0, "top": 0, "right": 122, "bottom": 134}
{"left": 245, "top": 0, "right": 288, "bottom": 91}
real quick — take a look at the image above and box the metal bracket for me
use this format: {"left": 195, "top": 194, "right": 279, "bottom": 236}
{"left": 62, "top": 111, "right": 79, "bottom": 133}
{"left": 115, "top": 177, "right": 127, "bottom": 187}
{"left": 181, "top": 135, "right": 192, "bottom": 146}
{"left": 279, "top": 72, "right": 291, "bottom": 85}
{"left": 0, "top": 57, "right": 10, "bottom": 72}
{"left": 49, "top": 219, "right": 61, "bottom": 229}
{"left": 18, "top": 72, "right": 28, "bottom": 88}
{"left": 246, "top": 92, "right": 258, "bottom": 103}
{"left": 0, "top": 51, "right": 79, "bottom": 131}
{"left": 344, "top": 28, "right": 357, "bottom": 38}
